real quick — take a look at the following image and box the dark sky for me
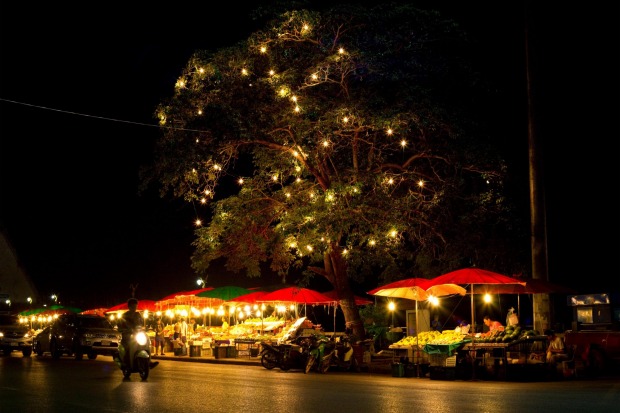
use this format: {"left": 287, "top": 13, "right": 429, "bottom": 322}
{"left": 1, "top": 2, "right": 618, "bottom": 309}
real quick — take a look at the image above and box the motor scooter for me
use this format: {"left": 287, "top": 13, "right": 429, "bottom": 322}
{"left": 260, "top": 335, "right": 311, "bottom": 371}
{"left": 329, "top": 335, "right": 360, "bottom": 372}
{"left": 304, "top": 334, "right": 336, "bottom": 374}
{"left": 114, "top": 327, "right": 158, "bottom": 380}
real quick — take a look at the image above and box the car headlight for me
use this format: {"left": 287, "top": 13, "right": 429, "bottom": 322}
{"left": 135, "top": 332, "right": 148, "bottom": 346}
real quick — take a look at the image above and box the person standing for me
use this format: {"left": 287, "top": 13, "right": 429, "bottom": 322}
{"left": 179, "top": 317, "right": 189, "bottom": 344}
{"left": 154, "top": 318, "right": 166, "bottom": 356}
{"left": 173, "top": 319, "right": 181, "bottom": 340}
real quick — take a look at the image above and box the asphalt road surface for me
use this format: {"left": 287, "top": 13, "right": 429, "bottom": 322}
{"left": 1, "top": 354, "right": 619, "bottom": 413}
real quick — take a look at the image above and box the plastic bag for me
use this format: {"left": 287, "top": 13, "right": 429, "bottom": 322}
{"left": 506, "top": 308, "right": 519, "bottom": 326}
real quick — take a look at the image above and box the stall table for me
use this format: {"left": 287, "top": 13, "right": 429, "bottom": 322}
{"left": 422, "top": 340, "right": 470, "bottom": 380}
{"left": 234, "top": 339, "right": 261, "bottom": 358}
{"left": 388, "top": 345, "right": 435, "bottom": 378}
{"left": 460, "top": 336, "right": 549, "bottom": 380}
{"left": 389, "top": 345, "right": 429, "bottom": 365}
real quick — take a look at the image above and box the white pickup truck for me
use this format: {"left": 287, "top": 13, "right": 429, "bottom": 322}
{"left": 0, "top": 313, "right": 33, "bottom": 357}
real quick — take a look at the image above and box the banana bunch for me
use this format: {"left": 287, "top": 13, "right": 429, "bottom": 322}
{"left": 427, "top": 330, "right": 466, "bottom": 345}
{"left": 393, "top": 331, "right": 441, "bottom": 347}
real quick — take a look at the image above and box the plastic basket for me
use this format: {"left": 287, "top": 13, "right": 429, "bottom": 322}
{"left": 429, "top": 354, "right": 457, "bottom": 367}
{"left": 445, "top": 355, "right": 457, "bottom": 367}
{"left": 429, "top": 354, "right": 447, "bottom": 366}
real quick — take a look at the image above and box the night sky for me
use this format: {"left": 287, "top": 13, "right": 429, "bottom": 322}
{"left": 1, "top": 2, "right": 618, "bottom": 310}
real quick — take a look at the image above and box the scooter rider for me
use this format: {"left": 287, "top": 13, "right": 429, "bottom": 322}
{"left": 117, "top": 298, "right": 158, "bottom": 369}
{"left": 116, "top": 298, "right": 142, "bottom": 367}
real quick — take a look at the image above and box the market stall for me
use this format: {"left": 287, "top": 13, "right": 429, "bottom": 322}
{"left": 389, "top": 329, "right": 469, "bottom": 377}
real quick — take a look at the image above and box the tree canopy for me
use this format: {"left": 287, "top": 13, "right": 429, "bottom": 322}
{"left": 144, "top": 3, "right": 529, "bottom": 336}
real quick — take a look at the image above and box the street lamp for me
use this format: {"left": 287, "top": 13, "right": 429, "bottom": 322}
{"left": 388, "top": 301, "right": 396, "bottom": 328}
{"left": 51, "top": 294, "right": 58, "bottom": 303}
{"left": 196, "top": 277, "right": 206, "bottom": 288}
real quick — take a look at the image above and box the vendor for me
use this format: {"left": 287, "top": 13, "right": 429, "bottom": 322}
{"left": 545, "top": 329, "right": 568, "bottom": 364}
{"left": 481, "top": 315, "right": 504, "bottom": 337}
{"left": 455, "top": 320, "right": 470, "bottom": 334}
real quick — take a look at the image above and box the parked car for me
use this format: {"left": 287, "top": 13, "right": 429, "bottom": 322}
{"left": 34, "top": 314, "right": 121, "bottom": 360}
{"left": 0, "top": 313, "right": 33, "bottom": 357}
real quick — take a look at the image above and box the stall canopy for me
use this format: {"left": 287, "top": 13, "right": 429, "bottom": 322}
{"left": 369, "top": 277, "right": 466, "bottom": 365}
{"left": 368, "top": 278, "right": 466, "bottom": 301}
{"left": 19, "top": 305, "right": 82, "bottom": 317}
{"left": 79, "top": 308, "right": 109, "bottom": 316}
{"left": 258, "top": 287, "right": 335, "bottom": 304}
{"left": 472, "top": 277, "right": 577, "bottom": 320}
{"left": 196, "top": 286, "right": 253, "bottom": 302}
{"left": 424, "top": 267, "right": 526, "bottom": 332}
{"left": 106, "top": 299, "right": 158, "bottom": 315}
{"left": 472, "top": 278, "right": 576, "bottom": 295}
{"left": 226, "top": 291, "right": 269, "bottom": 304}
{"left": 258, "top": 287, "right": 335, "bottom": 317}
{"left": 156, "top": 287, "right": 215, "bottom": 308}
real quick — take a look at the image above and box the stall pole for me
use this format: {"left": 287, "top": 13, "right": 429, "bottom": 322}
{"left": 415, "top": 300, "right": 420, "bottom": 378}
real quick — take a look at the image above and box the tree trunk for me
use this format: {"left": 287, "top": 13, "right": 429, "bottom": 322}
{"left": 311, "top": 246, "right": 365, "bottom": 340}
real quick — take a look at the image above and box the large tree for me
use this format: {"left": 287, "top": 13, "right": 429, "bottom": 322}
{"left": 144, "top": 3, "right": 527, "bottom": 338}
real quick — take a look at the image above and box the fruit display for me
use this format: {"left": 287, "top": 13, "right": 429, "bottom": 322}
{"left": 471, "top": 325, "right": 541, "bottom": 344}
{"left": 426, "top": 330, "right": 467, "bottom": 345}
{"left": 391, "top": 330, "right": 470, "bottom": 351}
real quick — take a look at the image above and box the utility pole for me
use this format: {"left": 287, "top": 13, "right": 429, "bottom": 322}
{"left": 525, "top": 3, "right": 552, "bottom": 333}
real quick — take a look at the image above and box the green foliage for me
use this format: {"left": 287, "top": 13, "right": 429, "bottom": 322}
{"left": 359, "top": 304, "right": 389, "bottom": 346}
{"left": 144, "top": 2, "right": 528, "bottom": 292}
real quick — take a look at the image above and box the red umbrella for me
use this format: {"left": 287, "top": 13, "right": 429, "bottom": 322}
{"left": 258, "top": 287, "right": 335, "bottom": 304}
{"left": 156, "top": 287, "right": 217, "bottom": 309}
{"left": 157, "top": 287, "right": 213, "bottom": 302}
{"left": 79, "top": 308, "right": 108, "bottom": 316}
{"left": 106, "top": 299, "right": 158, "bottom": 314}
{"left": 473, "top": 278, "right": 576, "bottom": 295}
{"left": 473, "top": 277, "right": 576, "bottom": 323}
{"left": 368, "top": 277, "right": 466, "bottom": 300}
{"left": 425, "top": 267, "right": 526, "bottom": 332}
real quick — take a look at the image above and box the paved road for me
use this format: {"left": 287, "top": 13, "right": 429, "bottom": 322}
{"left": 2, "top": 353, "right": 619, "bottom": 413}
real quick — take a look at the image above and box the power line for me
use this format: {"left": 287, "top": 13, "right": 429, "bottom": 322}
{"left": 0, "top": 98, "right": 205, "bottom": 133}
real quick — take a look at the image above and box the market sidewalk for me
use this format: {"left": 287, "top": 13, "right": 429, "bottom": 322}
{"left": 151, "top": 352, "right": 394, "bottom": 374}
{"left": 152, "top": 352, "right": 262, "bottom": 367}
